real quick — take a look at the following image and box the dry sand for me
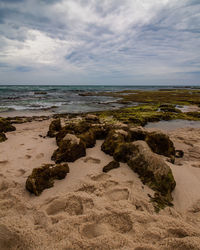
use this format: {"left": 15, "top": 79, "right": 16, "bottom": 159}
{"left": 1, "top": 120, "right": 200, "bottom": 249}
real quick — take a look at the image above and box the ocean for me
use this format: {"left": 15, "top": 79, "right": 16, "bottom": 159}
{"left": 0, "top": 85, "right": 196, "bottom": 114}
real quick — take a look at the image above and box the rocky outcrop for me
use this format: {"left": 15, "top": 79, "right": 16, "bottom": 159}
{"left": 52, "top": 134, "right": 86, "bottom": 163}
{"left": 103, "top": 161, "right": 120, "bottom": 173}
{"left": 129, "top": 126, "right": 147, "bottom": 141}
{"left": 47, "top": 118, "right": 62, "bottom": 137}
{"left": 78, "top": 129, "right": 96, "bottom": 148}
{"left": 145, "top": 131, "right": 175, "bottom": 162}
{"left": 0, "top": 118, "right": 16, "bottom": 133}
{"left": 85, "top": 114, "right": 99, "bottom": 122}
{"left": 0, "top": 132, "right": 7, "bottom": 143}
{"left": 101, "top": 129, "right": 128, "bottom": 156}
{"left": 26, "top": 163, "right": 69, "bottom": 195}
{"left": 127, "top": 141, "right": 176, "bottom": 201}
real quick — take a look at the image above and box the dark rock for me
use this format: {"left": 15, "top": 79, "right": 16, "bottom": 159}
{"left": 175, "top": 150, "right": 184, "bottom": 158}
{"left": 159, "top": 104, "right": 181, "bottom": 113}
{"left": 34, "top": 91, "right": 47, "bottom": 95}
{"left": 56, "top": 121, "right": 91, "bottom": 144}
{"left": 113, "top": 142, "right": 135, "bottom": 162}
{"left": 78, "top": 129, "right": 96, "bottom": 148}
{"left": 101, "top": 129, "right": 128, "bottom": 156}
{"left": 128, "top": 141, "right": 176, "bottom": 200}
{"left": 85, "top": 114, "right": 99, "bottom": 122}
{"left": 91, "top": 125, "right": 110, "bottom": 139}
{"left": 103, "top": 161, "right": 120, "bottom": 173}
{"left": 129, "top": 127, "right": 147, "bottom": 141}
{"left": 52, "top": 134, "right": 86, "bottom": 163}
{"left": 0, "top": 118, "right": 16, "bottom": 133}
{"left": 145, "top": 131, "right": 175, "bottom": 160}
{"left": 47, "top": 118, "right": 62, "bottom": 137}
{"left": 26, "top": 163, "right": 69, "bottom": 195}
{"left": 0, "top": 132, "right": 7, "bottom": 143}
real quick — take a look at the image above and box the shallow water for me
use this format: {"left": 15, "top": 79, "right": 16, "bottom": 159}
{"left": 145, "top": 119, "right": 200, "bottom": 130}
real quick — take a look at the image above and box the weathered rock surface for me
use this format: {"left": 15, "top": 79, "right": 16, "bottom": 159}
{"left": 101, "top": 129, "right": 128, "bottom": 155}
{"left": 0, "top": 118, "right": 16, "bottom": 133}
{"left": 0, "top": 132, "right": 7, "bottom": 143}
{"left": 52, "top": 134, "right": 86, "bottom": 163}
{"left": 26, "top": 163, "right": 69, "bottom": 195}
{"left": 85, "top": 114, "right": 99, "bottom": 122}
{"left": 129, "top": 126, "right": 147, "bottom": 141}
{"left": 103, "top": 161, "right": 120, "bottom": 173}
{"left": 127, "top": 141, "right": 176, "bottom": 200}
{"left": 78, "top": 129, "right": 96, "bottom": 148}
{"left": 145, "top": 131, "right": 175, "bottom": 161}
{"left": 47, "top": 118, "right": 61, "bottom": 137}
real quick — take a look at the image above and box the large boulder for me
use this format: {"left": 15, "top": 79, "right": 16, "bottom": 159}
{"left": 78, "top": 129, "right": 96, "bottom": 148}
{"left": 145, "top": 131, "right": 175, "bottom": 162}
{"left": 127, "top": 141, "right": 176, "bottom": 200}
{"left": 0, "top": 118, "right": 16, "bottom": 133}
{"left": 0, "top": 132, "right": 7, "bottom": 143}
{"left": 101, "top": 129, "right": 129, "bottom": 156}
{"left": 26, "top": 163, "right": 69, "bottom": 195}
{"left": 129, "top": 126, "right": 147, "bottom": 141}
{"left": 52, "top": 134, "right": 86, "bottom": 163}
{"left": 47, "top": 118, "right": 61, "bottom": 137}
{"left": 103, "top": 161, "right": 120, "bottom": 173}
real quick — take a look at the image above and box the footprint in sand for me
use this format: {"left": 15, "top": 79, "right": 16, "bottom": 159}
{"left": 106, "top": 188, "right": 130, "bottom": 201}
{"left": 46, "top": 195, "right": 94, "bottom": 216}
{"left": 16, "top": 169, "right": 26, "bottom": 177}
{"left": 25, "top": 155, "right": 32, "bottom": 159}
{"left": 81, "top": 212, "right": 133, "bottom": 239}
{"left": 90, "top": 173, "right": 111, "bottom": 182}
{"left": 36, "top": 153, "right": 44, "bottom": 159}
{"left": 83, "top": 157, "right": 101, "bottom": 164}
{"left": 0, "top": 160, "right": 9, "bottom": 165}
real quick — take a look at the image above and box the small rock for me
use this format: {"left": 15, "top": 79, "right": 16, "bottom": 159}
{"left": 103, "top": 161, "right": 120, "bottom": 173}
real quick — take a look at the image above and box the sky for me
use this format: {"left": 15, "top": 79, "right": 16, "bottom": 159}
{"left": 0, "top": 0, "right": 200, "bottom": 85}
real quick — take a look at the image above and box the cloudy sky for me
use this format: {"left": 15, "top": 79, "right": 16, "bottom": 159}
{"left": 0, "top": 0, "right": 199, "bottom": 85}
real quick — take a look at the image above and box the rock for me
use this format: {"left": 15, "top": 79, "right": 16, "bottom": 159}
{"left": 159, "top": 104, "right": 181, "bottom": 113}
{"left": 113, "top": 142, "right": 135, "bottom": 163}
{"left": 78, "top": 129, "right": 96, "bottom": 148}
{"left": 0, "top": 118, "right": 16, "bottom": 133}
{"left": 0, "top": 132, "right": 7, "bottom": 143}
{"left": 129, "top": 126, "right": 147, "bottom": 141}
{"left": 145, "top": 131, "right": 175, "bottom": 160}
{"left": 101, "top": 129, "right": 128, "bottom": 156}
{"left": 85, "top": 114, "right": 99, "bottom": 122}
{"left": 52, "top": 134, "right": 86, "bottom": 163}
{"left": 103, "top": 161, "right": 120, "bottom": 173}
{"left": 34, "top": 91, "right": 47, "bottom": 95}
{"left": 128, "top": 141, "right": 176, "bottom": 200}
{"left": 26, "top": 163, "right": 69, "bottom": 195}
{"left": 91, "top": 125, "right": 109, "bottom": 139}
{"left": 175, "top": 149, "right": 184, "bottom": 158}
{"left": 56, "top": 121, "right": 91, "bottom": 144}
{"left": 47, "top": 118, "right": 62, "bottom": 137}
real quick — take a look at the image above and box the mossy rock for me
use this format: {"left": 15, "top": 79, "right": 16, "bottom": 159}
{"left": 113, "top": 142, "right": 135, "bottom": 163}
{"left": 129, "top": 127, "right": 147, "bottom": 141}
{"left": 145, "top": 131, "right": 175, "bottom": 160}
{"left": 128, "top": 141, "right": 176, "bottom": 200}
{"left": 52, "top": 134, "right": 86, "bottom": 163}
{"left": 55, "top": 121, "right": 91, "bottom": 145}
{"left": 101, "top": 129, "right": 127, "bottom": 156}
{"left": 26, "top": 163, "right": 69, "bottom": 195}
{"left": 159, "top": 104, "right": 181, "bottom": 113}
{"left": 78, "top": 129, "right": 96, "bottom": 148}
{"left": 0, "top": 118, "right": 16, "bottom": 133}
{"left": 0, "top": 132, "right": 7, "bottom": 143}
{"left": 103, "top": 161, "right": 120, "bottom": 173}
{"left": 47, "top": 118, "right": 62, "bottom": 137}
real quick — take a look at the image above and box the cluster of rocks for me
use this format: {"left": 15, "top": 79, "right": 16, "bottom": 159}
{"left": 26, "top": 114, "right": 182, "bottom": 211}
{"left": 0, "top": 118, "right": 16, "bottom": 142}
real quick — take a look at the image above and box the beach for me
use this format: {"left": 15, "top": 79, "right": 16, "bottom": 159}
{"left": 1, "top": 108, "right": 200, "bottom": 249}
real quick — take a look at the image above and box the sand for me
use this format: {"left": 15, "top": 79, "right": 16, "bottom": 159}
{"left": 1, "top": 120, "right": 200, "bottom": 249}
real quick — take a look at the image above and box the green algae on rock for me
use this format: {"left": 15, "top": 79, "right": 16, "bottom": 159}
{"left": 127, "top": 141, "right": 176, "bottom": 206}
{"left": 47, "top": 118, "right": 62, "bottom": 137}
{"left": 0, "top": 118, "right": 16, "bottom": 133}
{"left": 26, "top": 163, "right": 69, "bottom": 195}
{"left": 103, "top": 161, "right": 120, "bottom": 173}
{"left": 0, "top": 132, "right": 7, "bottom": 143}
{"left": 52, "top": 134, "right": 86, "bottom": 163}
{"left": 145, "top": 131, "right": 175, "bottom": 163}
